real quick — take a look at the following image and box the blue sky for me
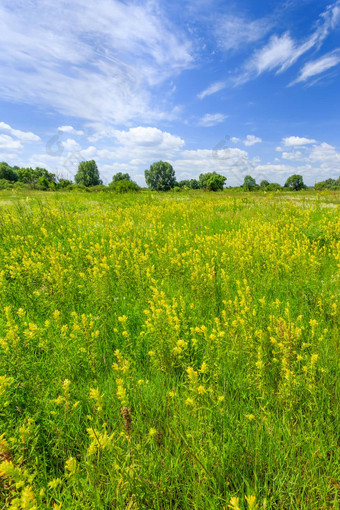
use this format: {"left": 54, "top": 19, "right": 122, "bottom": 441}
{"left": 0, "top": 0, "right": 339, "bottom": 186}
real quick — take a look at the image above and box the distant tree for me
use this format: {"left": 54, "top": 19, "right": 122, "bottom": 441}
{"left": 260, "top": 179, "right": 269, "bottom": 189}
{"left": 199, "top": 172, "right": 226, "bottom": 191}
{"left": 189, "top": 178, "right": 201, "bottom": 189}
{"left": 265, "top": 183, "right": 282, "bottom": 191}
{"left": 111, "top": 172, "right": 131, "bottom": 183}
{"left": 109, "top": 180, "right": 140, "bottom": 193}
{"left": 75, "top": 160, "right": 101, "bottom": 187}
{"left": 58, "top": 179, "right": 73, "bottom": 189}
{"left": 284, "top": 174, "right": 305, "bottom": 191}
{"left": 145, "top": 161, "right": 176, "bottom": 191}
{"left": 314, "top": 178, "right": 339, "bottom": 190}
{"left": 17, "top": 167, "right": 56, "bottom": 188}
{"left": 0, "top": 162, "right": 18, "bottom": 182}
{"left": 243, "top": 175, "right": 257, "bottom": 190}
{"left": 177, "top": 178, "right": 201, "bottom": 190}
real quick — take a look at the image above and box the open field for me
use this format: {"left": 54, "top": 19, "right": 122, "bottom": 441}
{"left": 0, "top": 191, "right": 339, "bottom": 509}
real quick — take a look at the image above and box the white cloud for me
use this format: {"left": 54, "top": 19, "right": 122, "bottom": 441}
{"left": 0, "top": 134, "right": 23, "bottom": 150}
{"left": 293, "top": 50, "right": 340, "bottom": 84}
{"left": 282, "top": 151, "right": 303, "bottom": 160}
{"left": 236, "top": 1, "right": 340, "bottom": 85}
{"left": 198, "top": 113, "right": 227, "bottom": 127}
{"left": 244, "top": 135, "right": 262, "bottom": 146}
{"left": 113, "top": 127, "right": 184, "bottom": 152}
{"left": 197, "top": 81, "right": 226, "bottom": 100}
{"left": 230, "top": 137, "right": 240, "bottom": 143}
{"left": 58, "top": 126, "right": 84, "bottom": 136}
{"left": 61, "top": 138, "right": 82, "bottom": 152}
{"left": 173, "top": 147, "right": 256, "bottom": 185}
{"left": 216, "top": 15, "right": 271, "bottom": 51}
{"left": 0, "top": 122, "right": 40, "bottom": 142}
{"left": 0, "top": 1, "right": 192, "bottom": 124}
{"left": 283, "top": 136, "right": 316, "bottom": 146}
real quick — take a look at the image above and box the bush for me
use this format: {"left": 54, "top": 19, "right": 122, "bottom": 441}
{"left": 0, "top": 179, "right": 13, "bottom": 190}
{"left": 265, "top": 183, "right": 282, "bottom": 192}
{"left": 109, "top": 180, "right": 140, "bottom": 193}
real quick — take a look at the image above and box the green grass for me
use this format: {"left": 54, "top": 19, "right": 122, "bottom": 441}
{"left": 0, "top": 190, "right": 339, "bottom": 509}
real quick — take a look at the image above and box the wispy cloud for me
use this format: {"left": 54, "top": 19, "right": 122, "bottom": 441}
{"left": 0, "top": 1, "right": 192, "bottom": 124}
{"left": 235, "top": 1, "right": 340, "bottom": 85}
{"left": 198, "top": 113, "right": 227, "bottom": 127}
{"left": 215, "top": 14, "right": 271, "bottom": 51}
{"left": 197, "top": 81, "right": 226, "bottom": 100}
{"left": 292, "top": 50, "right": 340, "bottom": 84}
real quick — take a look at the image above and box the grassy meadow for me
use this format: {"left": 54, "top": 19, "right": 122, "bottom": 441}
{"left": 0, "top": 190, "right": 339, "bottom": 509}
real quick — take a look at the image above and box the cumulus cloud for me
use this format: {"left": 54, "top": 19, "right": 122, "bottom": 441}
{"left": 283, "top": 136, "right": 316, "bottom": 146}
{"left": 0, "top": 122, "right": 40, "bottom": 142}
{"left": 0, "top": 134, "right": 23, "bottom": 150}
{"left": 61, "top": 138, "right": 82, "bottom": 152}
{"left": 244, "top": 135, "right": 262, "bottom": 146}
{"left": 58, "top": 126, "right": 84, "bottom": 136}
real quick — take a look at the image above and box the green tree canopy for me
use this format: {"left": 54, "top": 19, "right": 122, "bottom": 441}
{"left": 243, "top": 175, "right": 257, "bottom": 190}
{"left": 260, "top": 179, "right": 269, "bottom": 189}
{"left": 75, "top": 160, "right": 101, "bottom": 187}
{"left": 145, "top": 161, "right": 176, "bottom": 191}
{"left": 284, "top": 174, "right": 305, "bottom": 191}
{"left": 111, "top": 172, "right": 131, "bottom": 183}
{"left": 17, "top": 167, "right": 56, "bottom": 188}
{"left": 199, "top": 172, "right": 226, "bottom": 191}
{"left": 0, "top": 162, "right": 18, "bottom": 182}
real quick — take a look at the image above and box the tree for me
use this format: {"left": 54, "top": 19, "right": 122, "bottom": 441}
{"left": 0, "top": 162, "right": 18, "bottom": 182}
{"left": 199, "top": 172, "right": 226, "bottom": 191}
{"left": 111, "top": 172, "right": 131, "bottom": 183}
{"left": 145, "top": 161, "right": 176, "bottom": 191}
{"left": 284, "top": 174, "right": 305, "bottom": 191}
{"left": 260, "top": 180, "right": 269, "bottom": 189}
{"left": 75, "top": 160, "right": 101, "bottom": 187}
{"left": 243, "top": 175, "right": 256, "bottom": 190}
{"left": 17, "top": 167, "right": 56, "bottom": 188}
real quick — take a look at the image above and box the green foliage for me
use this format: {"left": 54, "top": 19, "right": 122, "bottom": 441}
{"left": 109, "top": 179, "right": 140, "bottom": 193}
{"left": 17, "top": 167, "right": 56, "bottom": 188}
{"left": 0, "top": 178, "right": 13, "bottom": 190}
{"left": 199, "top": 172, "right": 226, "bottom": 191}
{"left": 145, "top": 161, "right": 176, "bottom": 191}
{"left": 58, "top": 179, "right": 73, "bottom": 189}
{"left": 265, "top": 183, "right": 282, "bottom": 192}
{"left": 178, "top": 179, "right": 201, "bottom": 190}
{"left": 315, "top": 177, "right": 340, "bottom": 190}
{"left": 0, "top": 162, "right": 18, "bottom": 182}
{"left": 260, "top": 180, "right": 269, "bottom": 189}
{"left": 285, "top": 174, "right": 306, "bottom": 191}
{"left": 111, "top": 172, "right": 131, "bottom": 183}
{"left": 75, "top": 160, "right": 101, "bottom": 187}
{"left": 243, "top": 175, "right": 257, "bottom": 190}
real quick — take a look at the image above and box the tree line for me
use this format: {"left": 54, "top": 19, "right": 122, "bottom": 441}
{"left": 1, "top": 159, "right": 339, "bottom": 192}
